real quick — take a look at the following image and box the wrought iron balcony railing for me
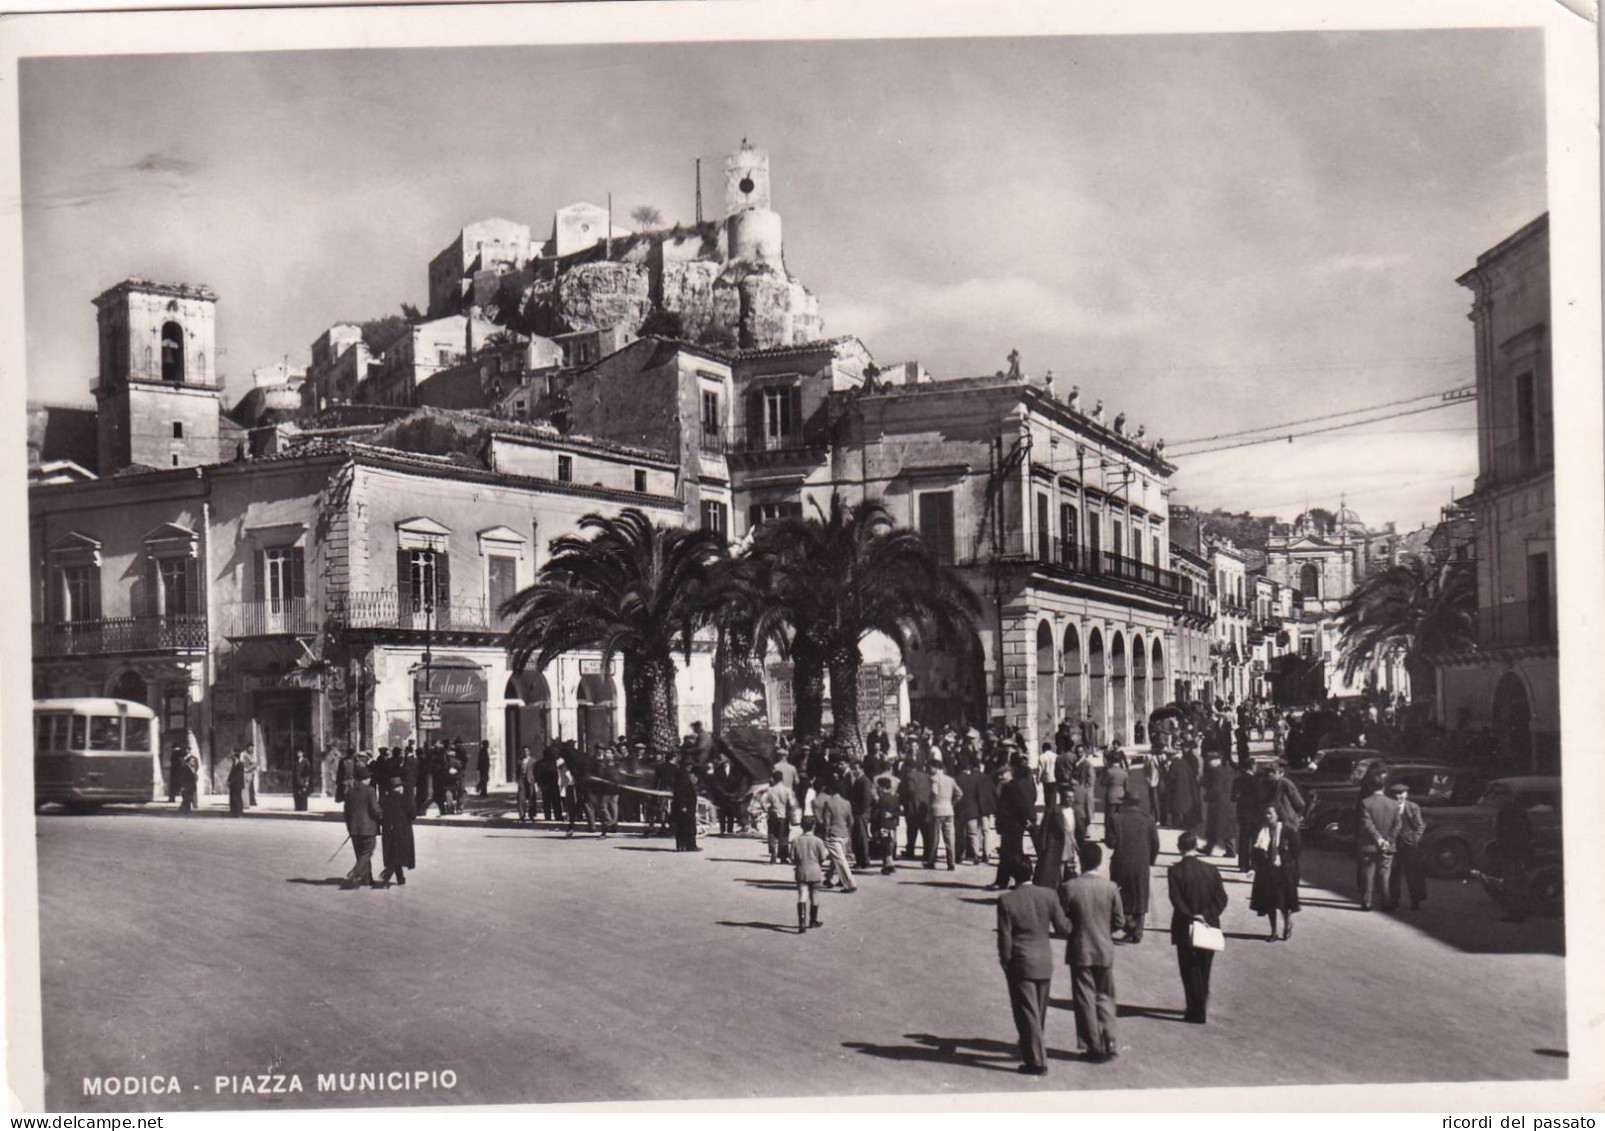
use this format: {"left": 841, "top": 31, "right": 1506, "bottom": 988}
{"left": 329, "top": 590, "right": 507, "bottom": 633}
{"left": 33, "top": 614, "right": 207, "bottom": 656}
{"left": 225, "top": 598, "right": 316, "bottom": 636}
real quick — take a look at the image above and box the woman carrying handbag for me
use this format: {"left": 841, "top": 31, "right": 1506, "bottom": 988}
{"left": 1249, "top": 803, "right": 1301, "bottom": 941}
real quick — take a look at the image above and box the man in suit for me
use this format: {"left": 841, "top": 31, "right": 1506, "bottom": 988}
{"left": 1357, "top": 784, "right": 1402, "bottom": 911}
{"left": 924, "top": 758, "right": 965, "bottom": 871}
{"left": 516, "top": 746, "right": 537, "bottom": 822}
{"left": 1060, "top": 840, "right": 1124, "bottom": 1061}
{"left": 899, "top": 760, "right": 933, "bottom": 861}
{"left": 997, "top": 858, "right": 1072, "bottom": 1076}
{"left": 1231, "top": 765, "right": 1267, "bottom": 872}
{"left": 988, "top": 760, "right": 1038, "bottom": 891}
{"left": 342, "top": 763, "right": 384, "bottom": 889}
{"left": 1168, "top": 831, "right": 1229, "bottom": 1024}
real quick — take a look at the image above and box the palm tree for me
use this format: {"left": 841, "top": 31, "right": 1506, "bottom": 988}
{"left": 703, "top": 548, "right": 770, "bottom": 732}
{"left": 1335, "top": 555, "right": 1476, "bottom": 694}
{"left": 754, "top": 494, "right": 980, "bottom": 756}
{"left": 500, "top": 509, "right": 726, "bottom": 752}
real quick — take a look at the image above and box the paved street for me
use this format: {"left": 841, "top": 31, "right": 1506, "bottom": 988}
{"left": 36, "top": 811, "right": 1566, "bottom": 1111}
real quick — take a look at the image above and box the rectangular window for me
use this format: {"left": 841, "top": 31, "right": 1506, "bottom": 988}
{"left": 1112, "top": 519, "right": 1123, "bottom": 562}
{"left": 1527, "top": 551, "right": 1552, "bottom": 642}
{"left": 89, "top": 715, "right": 122, "bottom": 751}
{"left": 918, "top": 492, "right": 956, "bottom": 566}
{"left": 58, "top": 564, "right": 101, "bottom": 623}
{"left": 124, "top": 716, "right": 151, "bottom": 754}
{"left": 748, "top": 501, "right": 804, "bottom": 532}
{"left": 1131, "top": 526, "right": 1143, "bottom": 563}
{"left": 701, "top": 390, "right": 721, "bottom": 433}
{"left": 1152, "top": 534, "right": 1161, "bottom": 566}
{"left": 70, "top": 715, "right": 87, "bottom": 751}
{"left": 156, "top": 557, "right": 197, "bottom": 616}
{"left": 172, "top": 421, "right": 183, "bottom": 439}
{"left": 1036, "top": 493, "right": 1051, "bottom": 561}
{"left": 1514, "top": 371, "right": 1537, "bottom": 464}
{"left": 700, "top": 500, "right": 729, "bottom": 540}
{"left": 1061, "top": 504, "right": 1078, "bottom": 556}
{"left": 488, "top": 554, "right": 518, "bottom": 615}
{"left": 258, "top": 547, "right": 306, "bottom": 609}
{"left": 1089, "top": 515, "right": 1102, "bottom": 563}
{"left": 634, "top": 469, "right": 648, "bottom": 493}
{"left": 557, "top": 455, "right": 573, "bottom": 482}
{"left": 409, "top": 550, "right": 437, "bottom": 613}
{"left": 762, "top": 387, "right": 798, "bottom": 445}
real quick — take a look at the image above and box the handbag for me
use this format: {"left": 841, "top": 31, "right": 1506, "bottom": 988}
{"left": 1189, "top": 920, "right": 1226, "bottom": 952}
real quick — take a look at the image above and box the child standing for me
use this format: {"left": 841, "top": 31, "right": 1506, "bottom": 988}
{"left": 793, "top": 816, "right": 829, "bottom": 934}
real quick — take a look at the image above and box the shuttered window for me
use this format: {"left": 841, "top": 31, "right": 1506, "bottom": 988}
{"left": 918, "top": 492, "right": 956, "bottom": 566}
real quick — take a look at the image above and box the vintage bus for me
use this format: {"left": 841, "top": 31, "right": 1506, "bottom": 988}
{"left": 34, "top": 698, "right": 160, "bottom": 809}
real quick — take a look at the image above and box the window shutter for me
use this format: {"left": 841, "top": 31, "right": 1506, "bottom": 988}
{"left": 746, "top": 390, "right": 763, "bottom": 441}
{"left": 397, "top": 548, "right": 412, "bottom": 614}
{"left": 434, "top": 553, "right": 451, "bottom": 628}
{"left": 788, "top": 388, "right": 802, "bottom": 436}
{"left": 252, "top": 550, "right": 266, "bottom": 603}
{"left": 87, "top": 567, "right": 102, "bottom": 622}
{"left": 748, "top": 503, "right": 761, "bottom": 532}
{"left": 289, "top": 548, "right": 306, "bottom": 599}
{"left": 146, "top": 556, "right": 161, "bottom": 617}
{"left": 186, "top": 556, "right": 200, "bottom": 616}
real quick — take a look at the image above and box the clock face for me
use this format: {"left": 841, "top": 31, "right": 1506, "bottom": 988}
{"left": 739, "top": 176, "right": 755, "bottom": 196}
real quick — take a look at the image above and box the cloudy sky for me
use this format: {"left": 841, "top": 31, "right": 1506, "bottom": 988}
{"left": 20, "top": 30, "right": 1545, "bottom": 529}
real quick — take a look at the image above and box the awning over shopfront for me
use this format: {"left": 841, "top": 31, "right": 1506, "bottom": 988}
{"left": 412, "top": 655, "right": 487, "bottom": 702}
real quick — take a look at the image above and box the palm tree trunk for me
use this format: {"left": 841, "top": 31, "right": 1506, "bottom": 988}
{"left": 627, "top": 653, "right": 680, "bottom": 754}
{"left": 714, "top": 622, "right": 767, "bottom": 734}
{"left": 791, "top": 637, "right": 827, "bottom": 741}
{"left": 827, "top": 639, "right": 865, "bottom": 760}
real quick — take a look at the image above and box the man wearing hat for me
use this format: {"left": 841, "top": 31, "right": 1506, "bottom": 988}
{"left": 342, "top": 763, "right": 384, "bottom": 890}
{"left": 1387, "top": 781, "right": 1428, "bottom": 911}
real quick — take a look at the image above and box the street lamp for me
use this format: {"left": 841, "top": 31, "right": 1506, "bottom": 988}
{"left": 986, "top": 424, "right": 1033, "bottom": 714}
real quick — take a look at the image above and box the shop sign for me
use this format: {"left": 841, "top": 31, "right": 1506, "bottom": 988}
{"left": 579, "top": 658, "right": 602, "bottom": 674}
{"left": 415, "top": 667, "right": 486, "bottom": 702}
{"left": 417, "top": 694, "right": 442, "bottom": 730}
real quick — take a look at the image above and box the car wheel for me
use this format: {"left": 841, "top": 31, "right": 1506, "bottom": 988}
{"left": 1529, "top": 865, "right": 1564, "bottom": 917}
{"left": 1427, "top": 838, "right": 1470, "bottom": 878}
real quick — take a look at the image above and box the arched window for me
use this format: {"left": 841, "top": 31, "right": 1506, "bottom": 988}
{"left": 160, "top": 322, "right": 185, "bottom": 383}
{"left": 1299, "top": 563, "right": 1321, "bottom": 600}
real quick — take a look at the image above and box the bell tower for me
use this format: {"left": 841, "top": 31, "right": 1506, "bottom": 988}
{"left": 92, "top": 279, "right": 222, "bottom": 474}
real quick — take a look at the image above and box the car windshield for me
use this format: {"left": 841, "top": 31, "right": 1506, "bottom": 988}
{"left": 1477, "top": 783, "right": 1516, "bottom": 808}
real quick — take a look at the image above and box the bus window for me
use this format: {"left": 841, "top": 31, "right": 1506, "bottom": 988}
{"left": 70, "top": 716, "right": 87, "bottom": 750}
{"left": 35, "top": 714, "right": 53, "bottom": 749}
{"left": 124, "top": 717, "right": 152, "bottom": 753}
{"left": 89, "top": 716, "right": 122, "bottom": 751}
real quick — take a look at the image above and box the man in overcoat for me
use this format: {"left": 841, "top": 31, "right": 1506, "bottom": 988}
{"left": 1106, "top": 795, "right": 1159, "bottom": 942}
{"left": 1168, "top": 832, "right": 1229, "bottom": 1023}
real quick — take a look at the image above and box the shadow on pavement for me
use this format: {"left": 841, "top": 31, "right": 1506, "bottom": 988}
{"left": 285, "top": 877, "right": 349, "bottom": 887}
{"left": 613, "top": 845, "right": 677, "bottom": 853}
{"left": 1298, "top": 846, "right": 1566, "bottom": 956}
{"left": 1533, "top": 1048, "right": 1568, "bottom": 1058}
{"left": 1116, "top": 1003, "right": 1189, "bottom": 1022}
{"left": 1224, "top": 931, "right": 1276, "bottom": 943}
{"left": 734, "top": 877, "right": 796, "bottom": 890}
{"left": 716, "top": 920, "right": 797, "bottom": 934}
{"left": 842, "top": 1033, "right": 1065, "bottom": 1074}
{"left": 958, "top": 897, "right": 998, "bottom": 906}
{"left": 898, "top": 880, "right": 987, "bottom": 890}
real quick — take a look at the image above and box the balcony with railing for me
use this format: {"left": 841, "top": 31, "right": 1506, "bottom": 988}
{"left": 697, "top": 428, "right": 727, "bottom": 457}
{"left": 329, "top": 591, "right": 508, "bottom": 634}
{"left": 1478, "top": 599, "right": 1555, "bottom": 649}
{"left": 33, "top": 614, "right": 207, "bottom": 656}
{"left": 225, "top": 598, "right": 316, "bottom": 637}
{"left": 726, "top": 423, "right": 828, "bottom": 456}
{"left": 968, "top": 532, "right": 1182, "bottom": 596}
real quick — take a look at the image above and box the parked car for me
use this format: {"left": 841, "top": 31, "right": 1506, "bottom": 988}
{"left": 1417, "top": 775, "right": 1561, "bottom": 879}
{"left": 1301, "top": 761, "right": 1489, "bottom": 847}
{"left": 1285, "top": 747, "right": 1381, "bottom": 795}
{"left": 1475, "top": 793, "right": 1564, "bottom": 917}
